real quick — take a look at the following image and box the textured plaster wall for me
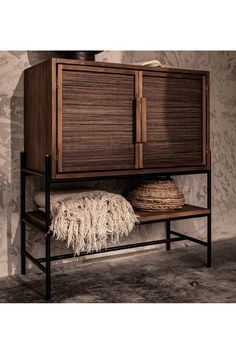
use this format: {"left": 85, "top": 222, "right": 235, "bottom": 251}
{"left": 0, "top": 51, "right": 235, "bottom": 277}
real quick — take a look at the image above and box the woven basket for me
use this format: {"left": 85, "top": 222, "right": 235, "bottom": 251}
{"left": 128, "top": 178, "right": 185, "bottom": 212}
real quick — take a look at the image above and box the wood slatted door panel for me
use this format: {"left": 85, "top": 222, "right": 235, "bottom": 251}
{"left": 57, "top": 65, "right": 137, "bottom": 173}
{"left": 142, "top": 73, "right": 207, "bottom": 168}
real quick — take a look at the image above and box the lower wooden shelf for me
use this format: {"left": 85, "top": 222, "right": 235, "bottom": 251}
{"left": 136, "top": 204, "right": 210, "bottom": 223}
{"left": 23, "top": 204, "right": 211, "bottom": 232}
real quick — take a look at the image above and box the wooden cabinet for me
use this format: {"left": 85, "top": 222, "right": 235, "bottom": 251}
{"left": 22, "top": 60, "right": 212, "bottom": 300}
{"left": 24, "top": 58, "right": 210, "bottom": 179}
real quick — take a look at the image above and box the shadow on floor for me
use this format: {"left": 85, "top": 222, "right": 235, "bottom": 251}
{"left": 0, "top": 237, "right": 235, "bottom": 303}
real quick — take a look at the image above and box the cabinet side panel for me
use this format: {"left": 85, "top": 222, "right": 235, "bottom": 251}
{"left": 24, "top": 61, "right": 52, "bottom": 172}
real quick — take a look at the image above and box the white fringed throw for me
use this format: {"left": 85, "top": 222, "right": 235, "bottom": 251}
{"left": 49, "top": 190, "right": 138, "bottom": 255}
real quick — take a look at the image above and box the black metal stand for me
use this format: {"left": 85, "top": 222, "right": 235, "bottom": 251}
{"left": 20, "top": 152, "right": 26, "bottom": 275}
{"left": 20, "top": 152, "right": 212, "bottom": 300}
{"left": 166, "top": 220, "right": 171, "bottom": 251}
{"left": 45, "top": 155, "right": 51, "bottom": 300}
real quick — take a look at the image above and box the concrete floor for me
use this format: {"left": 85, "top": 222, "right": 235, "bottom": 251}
{"left": 0, "top": 238, "right": 235, "bottom": 303}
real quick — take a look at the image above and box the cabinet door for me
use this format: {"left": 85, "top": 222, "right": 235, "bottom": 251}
{"left": 142, "top": 72, "right": 207, "bottom": 169}
{"left": 57, "top": 65, "right": 138, "bottom": 173}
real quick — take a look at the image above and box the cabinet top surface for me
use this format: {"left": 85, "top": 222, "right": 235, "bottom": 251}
{"left": 25, "top": 57, "right": 210, "bottom": 76}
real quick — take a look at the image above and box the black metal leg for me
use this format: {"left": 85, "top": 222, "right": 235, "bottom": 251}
{"left": 207, "top": 214, "right": 212, "bottom": 267}
{"left": 20, "top": 152, "right": 26, "bottom": 275}
{"left": 21, "top": 222, "right": 26, "bottom": 275}
{"left": 166, "top": 220, "right": 171, "bottom": 251}
{"left": 45, "top": 155, "right": 51, "bottom": 300}
{"left": 45, "top": 233, "right": 51, "bottom": 300}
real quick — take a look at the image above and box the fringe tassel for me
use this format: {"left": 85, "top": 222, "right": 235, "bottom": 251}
{"left": 49, "top": 191, "right": 139, "bottom": 255}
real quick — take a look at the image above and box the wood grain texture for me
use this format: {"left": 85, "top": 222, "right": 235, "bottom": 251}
{"left": 25, "top": 204, "right": 210, "bottom": 229}
{"left": 206, "top": 72, "right": 210, "bottom": 161}
{"left": 202, "top": 75, "right": 207, "bottom": 165}
{"left": 51, "top": 58, "right": 209, "bottom": 76}
{"left": 135, "top": 144, "right": 139, "bottom": 168}
{"left": 58, "top": 66, "right": 137, "bottom": 172}
{"left": 61, "top": 64, "right": 136, "bottom": 76}
{"left": 141, "top": 97, "right": 147, "bottom": 143}
{"left": 142, "top": 73, "right": 206, "bottom": 168}
{"left": 57, "top": 64, "right": 63, "bottom": 172}
{"left": 24, "top": 61, "right": 52, "bottom": 172}
{"left": 134, "top": 143, "right": 143, "bottom": 168}
{"left": 24, "top": 58, "right": 210, "bottom": 179}
{"left": 52, "top": 165, "right": 209, "bottom": 180}
{"left": 138, "top": 71, "right": 143, "bottom": 97}
{"left": 51, "top": 59, "right": 57, "bottom": 177}
{"left": 135, "top": 97, "right": 142, "bottom": 142}
{"left": 137, "top": 204, "right": 210, "bottom": 223}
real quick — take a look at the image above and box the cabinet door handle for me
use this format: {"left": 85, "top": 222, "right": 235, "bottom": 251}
{"left": 141, "top": 97, "right": 147, "bottom": 143}
{"left": 135, "top": 98, "right": 142, "bottom": 143}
